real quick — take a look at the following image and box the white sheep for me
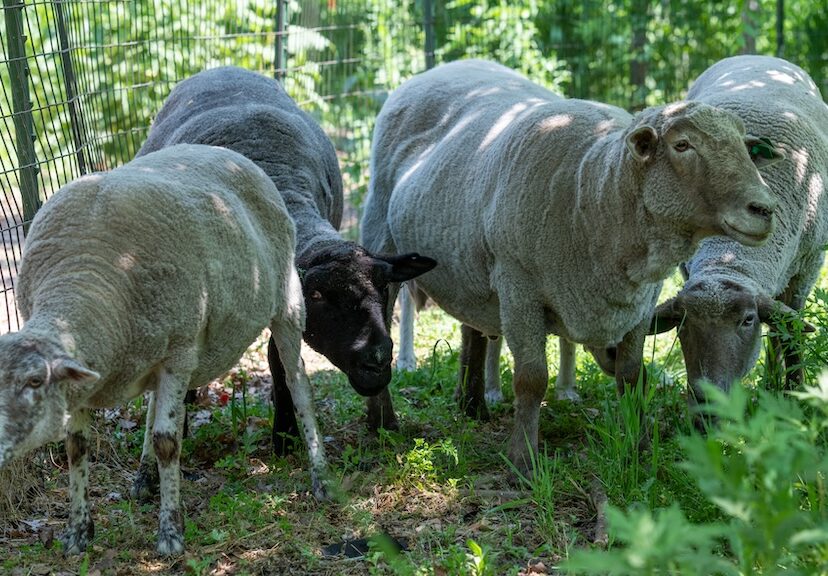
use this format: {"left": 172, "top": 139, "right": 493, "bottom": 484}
{"left": 361, "top": 59, "right": 779, "bottom": 471}
{"left": 650, "top": 55, "right": 827, "bottom": 401}
{"left": 138, "top": 67, "right": 435, "bottom": 435}
{"left": 0, "top": 144, "right": 327, "bottom": 555}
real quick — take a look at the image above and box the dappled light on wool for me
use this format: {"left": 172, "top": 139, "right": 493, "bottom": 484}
{"left": 806, "top": 172, "right": 825, "bottom": 227}
{"left": 791, "top": 147, "right": 810, "bottom": 185}
{"left": 479, "top": 101, "right": 529, "bottom": 151}
{"left": 729, "top": 79, "right": 767, "bottom": 91}
{"left": 766, "top": 68, "right": 797, "bottom": 85}
{"left": 539, "top": 113, "right": 573, "bottom": 134}
{"left": 117, "top": 252, "right": 137, "bottom": 271}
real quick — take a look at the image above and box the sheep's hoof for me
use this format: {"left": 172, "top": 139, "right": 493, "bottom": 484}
{"left": 156, "top": 522, "right": 185, "bottom": 556}
{"left": 311, "top": 471, "right": 330, "bottom": 502}
{"left": 555, "top": 388, "right": 581, "bottom": 403}
{"left": 460, "top": 396, "right": 490, "bottom": 421}
{"left": 484, "top": 389, "right": 504, "bottom": 404}
{"left": 366, "top": 410, "right": 398, "bottom": 432}
{"left": 59, "top": 517, "right": 94, "bottom": 555}
{"left": 131, "top": 461, "right": 160, "bottom": 502}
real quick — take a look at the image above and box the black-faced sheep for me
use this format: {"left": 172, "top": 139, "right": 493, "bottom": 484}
{"left": 650, "top": 55, "right": 827, "bottom": 401}
{"left": 137, "top": 67, "right": 436, "bottom": 438}
{"left": 361, "top": 59, "right": 779, "bottom": 472}
{"left": 0, "top": 144, "right": 327, "bottom": 555}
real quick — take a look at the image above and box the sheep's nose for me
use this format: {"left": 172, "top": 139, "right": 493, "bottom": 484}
{"left": 361, "top": 342, "right": 392, "bottom": 372}
{"left": 748, "top": 200, "right": 775, "bottom": 222}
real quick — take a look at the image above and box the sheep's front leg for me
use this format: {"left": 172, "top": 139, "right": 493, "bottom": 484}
{"left": 498, "top": 280, "right": 548, "bottom": 475}
{"left": 457, "top": 324, "right": 489, "bottom": 420}
{"left": 60, "top": 409, "right": 94, "bottom": 554}
{"left": 131, "top": 392, "right": 159, "bottom": 502}
{"left": 366, "top": 388, "right": 397, "bottom": 431}
{"left": 271, "top": 321, "right": 328, "bottom": 500}
{"left": 268, "top": 335, "right": 300, "bottom": 455}
{"left": 614, "top": 322, "right": 648, "bottom": 396}
{"left": 152, "top": 369, "right": 188, "bottom": 556}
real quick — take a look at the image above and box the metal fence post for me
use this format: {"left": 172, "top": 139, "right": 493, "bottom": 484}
{"left": 3, "top": 0, "right": 41, "bottom": 226}
{"left": 275, "top": 0, "right": 287, "bottom": 82}
{"left": 54, "top": 0, "right": 87, "bottom": 175}
{"left": 423, "top": 0, "right": 435, "bottom": 70}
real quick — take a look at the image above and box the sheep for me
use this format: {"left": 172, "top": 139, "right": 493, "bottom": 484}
{"left": 649, "top": 55, "right": 827, "bottom": 402}
{"left": 361, "top": 59, "right": 779, "bottom": 471}
{"left": 137, "top": 67, "right": 436, "bottom": 437}
{"left": 0, "top": 144, "right": 328, "bottom": 555}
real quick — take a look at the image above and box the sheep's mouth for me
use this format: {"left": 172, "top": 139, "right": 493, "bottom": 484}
{"left": 721, "top": 219, "right": 770, "bottom": 247}
{"left": 348, "top": 365, "right": 392, "bottom": 396}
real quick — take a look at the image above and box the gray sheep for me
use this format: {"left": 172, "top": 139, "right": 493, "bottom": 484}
{"left": 361, "top": 59, "right": 778, "bottom": 471}
{"left": 650, "top": 55, "right": 827, "bottom": 401}
{"left": 0, "top": 145, "right": 327, "bottom": 555}
{"left": 138, "top": 67, "right": 435, "bottom": 435}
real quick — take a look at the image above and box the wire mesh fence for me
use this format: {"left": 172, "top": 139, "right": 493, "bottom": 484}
{"left": 0, "top": 0, "right": 825, "bottom": 334}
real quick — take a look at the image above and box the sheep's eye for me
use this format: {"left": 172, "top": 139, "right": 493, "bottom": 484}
{"left": 26, "top": 376, "right": 44, "bottom": 389}
{"left": 740, "top": 314, "right": 756, "bottom": 328}
{"left": 673, "top": 140, "right": 691, "bottom": 152}
{"left": 309, "top": 290, "right": 323, "bottom": 301}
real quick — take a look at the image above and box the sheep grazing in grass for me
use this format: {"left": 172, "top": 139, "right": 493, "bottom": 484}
{"left": 361, "top": 59, "right": 779, "bottom": 472}
{"left": 138, "top": 66, "right": 436, "bottom": 436}
{"left": 650, "top": 55, "right": 827, "bottom": 402}
{"left": 0, "top": 145, "right": 328, "bottom": 555}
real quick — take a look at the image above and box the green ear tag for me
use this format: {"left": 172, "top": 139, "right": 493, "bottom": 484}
{"left": 751, "top": 138, "right": 775, "bottom": 160}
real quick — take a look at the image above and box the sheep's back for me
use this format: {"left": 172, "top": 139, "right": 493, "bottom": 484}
{"left": 139, "top": 66, "right": 343, "bottom": 230}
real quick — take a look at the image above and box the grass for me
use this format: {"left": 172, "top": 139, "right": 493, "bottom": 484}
{"left": 1, "top": 271, "right": 827, "bottom": 574}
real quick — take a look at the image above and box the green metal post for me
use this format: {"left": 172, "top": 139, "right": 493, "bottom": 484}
{"left": 275, "top": 0, "right": 287, "bottom": 82}
{"left": 54, "top": 0, "right": 87, "bottom": 175}
{"left": 423, "top": 0, "right": 435, "bottom": 70}
{"left": 4, "top": 0, "right": 41, "bottom": 225}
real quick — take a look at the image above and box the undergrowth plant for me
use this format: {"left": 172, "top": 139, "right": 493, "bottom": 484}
{"left": 565, "top": 377, "right": 828, "bottom": 575}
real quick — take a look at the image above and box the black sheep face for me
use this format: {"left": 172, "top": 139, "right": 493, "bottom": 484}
{"left": 298, "top": 244, "right": 436, "bottom": 396}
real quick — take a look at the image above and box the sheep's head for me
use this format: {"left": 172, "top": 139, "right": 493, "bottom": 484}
{"left": 648, "top": 275, "right": 815, "bottom": 404}
{"left": 0, "top": 333, "right": 99, "bottom": 467}
{"left": 298, "top": 243, "right": 436, "bottom": 396}
{"left": 627, "top": 101, "right": 782, "bottom": 248}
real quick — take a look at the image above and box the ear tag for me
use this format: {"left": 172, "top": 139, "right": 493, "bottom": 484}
{"left": 750, "top": 138, "right": 776, "bottom": 160}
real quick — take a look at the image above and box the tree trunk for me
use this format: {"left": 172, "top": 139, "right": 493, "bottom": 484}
{"left": 742, "top": 0, "right": 759, "bottom": 54}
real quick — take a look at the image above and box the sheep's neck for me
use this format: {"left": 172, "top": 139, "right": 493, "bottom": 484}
{"left": 282, "top": 196, "right": 343, "bottom": 256}
{"left": 22, "top": 279, "right": 131, "bottom": 380}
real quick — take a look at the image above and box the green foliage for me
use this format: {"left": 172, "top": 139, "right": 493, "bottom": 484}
{"left": 564, "top": 379, "right": 828, "bottom": 575}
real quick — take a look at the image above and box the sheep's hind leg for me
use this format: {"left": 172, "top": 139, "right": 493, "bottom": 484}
{"left": 60, "top": 409, "right": 94, "bottom": 554}
{"left": 484, "top": 336, "right": 504, "bottom": 404}
{"left": 268, "top": 335, "right": 300, "bottom": 455}
{"left": 396, "top": 284, "right": 417, "bottom": 371}
{"left": 131, "top": 392, "right": 160, "bottom": 502}
{"left": 152, "top": 368, "right": 189, "bottom": 556}
{"left": 457, "top": 324, "right": 489, "bottom": 420}
{"left": 271, "top": 320, "right": 328, "bottom": 500}
{"left": 555, "top": 338, "right": 581, "bottom": 402}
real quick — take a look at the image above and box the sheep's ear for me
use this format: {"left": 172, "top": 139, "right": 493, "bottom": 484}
{"left": 757, "top": 295, "right": 816, "bottom": 333}
{"left": 745, "top": 135, "right": 785, "bottom": 169}
{"left": 376, "top": 253, "right": 437, "bottom": 283}
{"left": 51, "top": 357, "right": 100, "bottom": 385}
{"left": 648, "top": 296, "right": 685, "bottom": 334}
{"left": 626, "top": 125, "right": 659, "bottom": 162}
